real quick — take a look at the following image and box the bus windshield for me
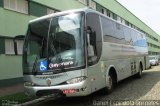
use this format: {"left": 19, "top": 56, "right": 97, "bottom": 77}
{"left": 23, "top": 13, "right": 85, "bottom": 74}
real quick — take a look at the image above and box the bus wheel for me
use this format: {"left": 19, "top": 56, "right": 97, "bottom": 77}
{"left": 103, "top": 73, "right": 114, "bottom": 94}
{"left": 135, "top": 64, "right": 142, "bottom": 78}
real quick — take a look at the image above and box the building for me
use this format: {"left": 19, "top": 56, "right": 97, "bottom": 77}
{"left": 0, "top": 0, "right": 160, "bottom": 86}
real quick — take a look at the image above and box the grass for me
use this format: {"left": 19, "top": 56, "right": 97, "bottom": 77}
{"left": 0, "top": 92, "right": 31, "bottom": 104}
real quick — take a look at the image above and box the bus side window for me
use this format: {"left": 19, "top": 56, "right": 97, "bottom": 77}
{"left": 86, "top": 13, "right": 102, "bottom": 66}
{"left": 87, "top": 26, "right": 97, "bottom": 63}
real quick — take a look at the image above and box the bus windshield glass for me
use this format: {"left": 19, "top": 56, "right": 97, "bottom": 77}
{"left": 23, "top": 13, "right": 85, "bottom": 74}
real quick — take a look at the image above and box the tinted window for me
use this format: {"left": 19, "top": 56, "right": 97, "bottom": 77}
{"left": 135, "top": 33, "right": 147, "bottom": 47}
{"left": 131, "top": 30, "right": 137, "bottom": 46}
{"left": 86, "top": 13, "right": 102, "bottom": 65}
{"left": 23, "top": 13, "right": 85, "bottom": 73}
{"left": 101, "top": 16, "right": 125, "bottom": 44}
{"left": 123, "top": 26, "right": 132, "bottom": 45}
{"left": 101, "top": 17, "right": 114, "bottom": 42}
{"left": 113, "top": 23, "right": 125, "bottom": 44}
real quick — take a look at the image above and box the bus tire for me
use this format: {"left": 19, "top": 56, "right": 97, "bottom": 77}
{"left": 103, "top": 73, "right": 114, "bottom": 94}
{"left": 135, "top": 64, "right": 142, "bottom": 78}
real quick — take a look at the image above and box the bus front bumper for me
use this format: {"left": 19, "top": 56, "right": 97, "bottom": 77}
{"left": 24, "top": 80, "right": 90, "bottom": 98}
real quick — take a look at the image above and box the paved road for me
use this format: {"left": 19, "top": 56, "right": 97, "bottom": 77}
{"left": 0, "top": 84, "right": 24, "bottom": 97}
{"left": 35, "top": 65, "right": 160, "bottom": 106}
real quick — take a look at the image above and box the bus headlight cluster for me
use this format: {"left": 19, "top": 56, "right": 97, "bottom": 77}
{"left": 66, "top": 76, "right": 87, "bottom": 84}
{"left": 24, "top": 82, "right": 35, "bottom": 86}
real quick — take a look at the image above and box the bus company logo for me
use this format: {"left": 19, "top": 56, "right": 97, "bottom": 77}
{"left": 39, "top": 60, "right": 47, "bottom": 72}
{"left": 49, "top": 61, "right": 74, "bottom": 69}
{"left": 46, "top": 78, "right": 52, "bottom": 86}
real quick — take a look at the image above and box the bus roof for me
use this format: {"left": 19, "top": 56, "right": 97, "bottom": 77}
{"left": 30, "top": 8, "right": 92, "bottom": 23}
{"left": 29, "top": 8, "right": 145, "bottom": 36}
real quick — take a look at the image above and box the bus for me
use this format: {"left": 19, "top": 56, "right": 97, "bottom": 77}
{"left": 22, "top": 8, "right": 149, "bottom": 98}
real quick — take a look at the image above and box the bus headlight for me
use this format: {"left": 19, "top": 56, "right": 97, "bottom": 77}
{"left": 66, "top": 76, "right": 87, "bottom": 84}
{"left": 24, "top": 82, "right": 35, "bottom": 87}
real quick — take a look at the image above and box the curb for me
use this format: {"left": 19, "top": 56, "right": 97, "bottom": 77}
{"left": 18, "top": 94, "right": 61, "bottom": 106}
{"left": 18, "top": 97, "right": 46, "bottom": 106}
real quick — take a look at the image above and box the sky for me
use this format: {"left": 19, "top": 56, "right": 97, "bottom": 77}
{"left": 116, "top": 0, "right": 160, "bottom": 35}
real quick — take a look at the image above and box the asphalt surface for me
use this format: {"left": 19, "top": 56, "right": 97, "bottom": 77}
{"left": 0, "top": 83, "right": 24, "bottom": 97}
{"left": 33, "top": 65, "right": 160, "bottom": 106}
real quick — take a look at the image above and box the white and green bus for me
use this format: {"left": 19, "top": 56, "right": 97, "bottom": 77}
{"left": 23, "top": 8, "right": 149, "bottom": 97}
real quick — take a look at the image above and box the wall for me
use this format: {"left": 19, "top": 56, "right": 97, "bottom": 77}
{"left": 0, "top": 8, "right": 35, "bottom": 37}
{"left": 32, "top": 0, "right": 86, "bottom": 11}
{"left": 0, "top": 6, "right": 35, "bottom": 81}
{"left": 0, "top": 55, "right": 22, "bottom": 80}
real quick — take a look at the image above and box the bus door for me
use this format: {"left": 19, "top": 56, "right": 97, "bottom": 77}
{"left": 86, "top": 13, "right": 104, "bottom": 92}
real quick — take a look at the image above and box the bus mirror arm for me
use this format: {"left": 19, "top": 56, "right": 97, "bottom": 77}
{"left": 86, "top": 26, "right": 93, "bottom": 45}
{"left": 86, "top": 26, "right": 92, "bottom": 34}
{"left": 87, "top": 33, "right": 90, "bottom": 46}
{"left": 86, "top": 27, "right": 95, "bottom": 58}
